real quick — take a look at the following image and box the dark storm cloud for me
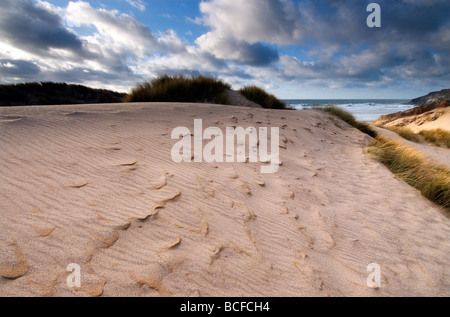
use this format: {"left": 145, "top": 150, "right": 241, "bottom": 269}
{"left": 196, "top": 32, "right": 279, "bottom": 67}
{"left": 47, "top": 67, "right": 125, "bottom": 83}
{"left": 0, "top": 0, "right": 84, "bottom": 55}
{"left": 297, "top": 0, "right": 449, "bottom": 46}
{"left": 0, "top": 59, "right": 41, "bottom": 81}
{"left": 0, "top": 0, "right": 448, "bottom": 93}
{"left": 268, "top": 0, "right": 450, "bottom": 89}
{"left": 237, "top": 42, "right": 279, "bottom": 66}
{"left": 383, "top": 1, "right": 449, "bottom": 35}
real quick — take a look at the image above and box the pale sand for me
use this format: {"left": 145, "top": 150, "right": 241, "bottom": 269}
{"left": 0, "top": 103, "right": 449, "bottom": 297}
{"left": 376, "top": 106, "right": 450, "bottom": 133}
{"left": 372, "top": 127, "right": 450, "bottom": 167}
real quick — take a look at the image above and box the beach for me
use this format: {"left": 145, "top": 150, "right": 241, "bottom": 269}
{"left": 0, "top": 102, "right": 449, "bottom": 297}
{"left": 287, "top": 100, "right": 415, "bottom": 122}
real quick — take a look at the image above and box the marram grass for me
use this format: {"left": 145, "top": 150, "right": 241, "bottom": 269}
{"left": 125, "top": 75, "right": 231, "bottom": 105}
{"left": 239, "top": 85, "right": 288, "bottom": 110}
{"left": 320, "top": 106, "right": 377, "bottom": 138}
{"left": 419, "top": 129, "right": 450, "bottom": 148}
{"left": 368, "top": 137, "right": 450, "bottom": 210}
{"left": 382, "top": 126, "right": 422, "bottom": 143}
{"left": 380, "top": 126, "right": 450, "bottom": 148}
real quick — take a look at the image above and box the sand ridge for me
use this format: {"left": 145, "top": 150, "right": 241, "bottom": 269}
{"left": 374, "top": 106, "right": 450, "bottom": 133}
{"left": 0, "top": 103, "right": 449, "bottom": 297}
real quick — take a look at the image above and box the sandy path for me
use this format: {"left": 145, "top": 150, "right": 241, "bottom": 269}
{"left": 373, "top": 127, "right": 450, "bottom": 167}
{"left": 0, "top": 103, "right": 449, "bottom": 297}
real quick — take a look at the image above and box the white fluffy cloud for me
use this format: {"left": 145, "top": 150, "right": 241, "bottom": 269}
{"left": 125, "top": 0, "right": 146, "bottom": 12}
{"left": 195, "top": 0, "right": 300, "bottom": 66}
{"left": 65, "top": 1, "right": 157, "bottom": 57}
{"left": 0, "top": 0, "right": 448, "bottom": 97}
{"left": 0, "top": 0, "right": 208, "bottom": 91}
{"left": 198, "top": 0, "right": 303, "bottom": 45}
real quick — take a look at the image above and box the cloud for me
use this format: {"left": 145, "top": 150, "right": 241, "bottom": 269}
{"left": 64, "top": 1, "right": 158, "bottom": 56}
{"left": 0, "top": 0, "right": 83, "bottom": 55}
{"left": 196, "top": 32, "right": 279, "bottom": 66}
{"left": 0, "top": 59, "right": 41, "bottom": 81}
{"left": 0, "top": 0, "right": 448, "bottom": 96}
{"left": 0, "top": 0, "right": 204, "bottom": 90}
{"left": 296, "top": 0, "right": 450, "bottom": 49}
{"left": 125, "top": 0, "right": 146, "bottom": 12}
{"left": 195, "top": 0, "right": 297, "bottom": 66}
{"left": 199, "top": 0, "right": 303, "bottom": 45}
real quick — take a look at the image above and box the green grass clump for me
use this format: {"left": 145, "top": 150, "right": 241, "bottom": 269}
{"left": 368, "top": 137, "right": 450, "bottom": 209}
{"left": 320, "top": 106, "right": 377, "bottom": 138}
{"left": 0, "top": 82, "right": 126, "bottom": 106}
{"left": 419, "top": 129, "right": 450, "bottom": 148}
{"left": 239, "top": 86, "right": 288, "bottom": 109}
{"left": 125, "top": 75, "right": 231, "bottom": 104}
{"left": 383, "top": 126, "right": 421, "bottom": 143}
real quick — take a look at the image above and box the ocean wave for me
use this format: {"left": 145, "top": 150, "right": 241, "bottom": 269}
{"left": 287, "top": 101, "right": 415, "bottom": 122}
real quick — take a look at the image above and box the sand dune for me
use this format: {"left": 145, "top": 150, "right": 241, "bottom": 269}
{"left": 0, "top": 103, "right": 449, "bottom": 297}
{"left": 374, "top": 106, "right": 450, "bottom": 133}
{"left": 372, "top": 127, "right": 450, "bottom": 167}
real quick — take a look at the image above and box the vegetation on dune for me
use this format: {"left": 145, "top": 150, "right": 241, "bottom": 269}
{"left": 2, "top": 76, "right": 289, "bottom": 110}
{"left": 420, "top": 129, "right": 450, "bottom": 148}
{"left": 319, "top": 106, "right": 377, "bottom": 137}
{"left": 382, "top": 126, "right": 421, "bottom": 143}
{"left": 368, "top": 137, "right": 450, "bottom": 210}
{"left": 124, "top": 75, "right": 231, "bottom": 105}
{"left": 239, "top": 85, "right": 289, "bottom": 110}
{"left": 380, "top": 126, "right": 450, "bottom": 148}
{"left": 375, "top": 100, "right": 450, "bottom": 125}
{"left": 0, "top": 82, "right": 126, "bottom": 106}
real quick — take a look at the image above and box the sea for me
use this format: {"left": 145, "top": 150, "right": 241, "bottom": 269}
{"left": 283, "top": 99, "right": 415, "bottom": 122}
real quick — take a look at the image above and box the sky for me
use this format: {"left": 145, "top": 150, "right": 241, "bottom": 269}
{"left": 0, "top": 0, "right": 449, "bottom": 99}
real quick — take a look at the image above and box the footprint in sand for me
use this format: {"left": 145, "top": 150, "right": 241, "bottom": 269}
{"left": 33, "top": 226, "right": 56, "bottom": 237}
{"left": 241, "top": 182, "right": 252, "bottom": 196}
{"left": 101, "top": 141, "right": 122, "bottom": 151}
{"left": 280, "top": 135, "right": 289, "bottom": 149}
{"left": 209, "top": 244, "right": 224, "bottom": 265}
{"left": 255, "top": 173, "right": 266, "bottom": 187}
{"left": 232, "top": 201, "right": 256, "bottom": 222}
{"left": 128, "top": 263, "right": 171, "bottom": 295}
{"left": 176, "top": 221, "right": 209, "bottom": 235}
{"left": 117, "top": 160, "right": 138, "bottom": 172}
{"left": 0, "top": 115, "right": 23, "bottom": 123}
{"left": 129, "top": 271, "right": 163, "bottom": 291}
{"left": 74, "top": 276, "right": 107, "bottom": 297}
{"left": 67, "top": 182, "right": 89, "bottom": 189}
{"left": 159, "top": 188, "right": 181, "bottom": 205}
{"left": 293, "top": 256, "right": 328, "bottom": 293}
{"left": 159, "top": 236, "right": 181, "bottom": 252}
{"left": 137, "top": 204, "right": 165, "bottom": 222}
{"left": 150, "top": 172, "right": 169, "bottom": 189}
{"left": 0, "top": 242, "right": 29, "bottom": 279}
{"left": 90, "top": 230, "right": 120, "bottom": 249}
{"left": 118, "top": 160, "right": 137, "bottom": 167}
{"left": 196, "top": 176, "right": 217, "bottom": 198}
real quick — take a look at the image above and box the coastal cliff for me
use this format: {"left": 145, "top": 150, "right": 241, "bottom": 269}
{"left": 410, "top": 88, "right": 450, "bottom": 105}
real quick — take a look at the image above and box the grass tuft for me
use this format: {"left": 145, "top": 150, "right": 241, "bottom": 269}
{"left": 419, "top": 129, "right": 450, "bottom": 148}
{"left": 0, "top": 82, "right": 126, "bottom": 106}
{"left": 320, "top": 106, "right": 377, "bottom": 137}
{"left": 124, "top": 75, "right": 231, "bottom": 105}
{"left": 368, "top": 137, "right": 450, "bottom": 210}
{"left": 382, "top": 126, "right": 421, "bottom": 143}
{"left": 239, "top": 86, "right": 288, "bottom": 110}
